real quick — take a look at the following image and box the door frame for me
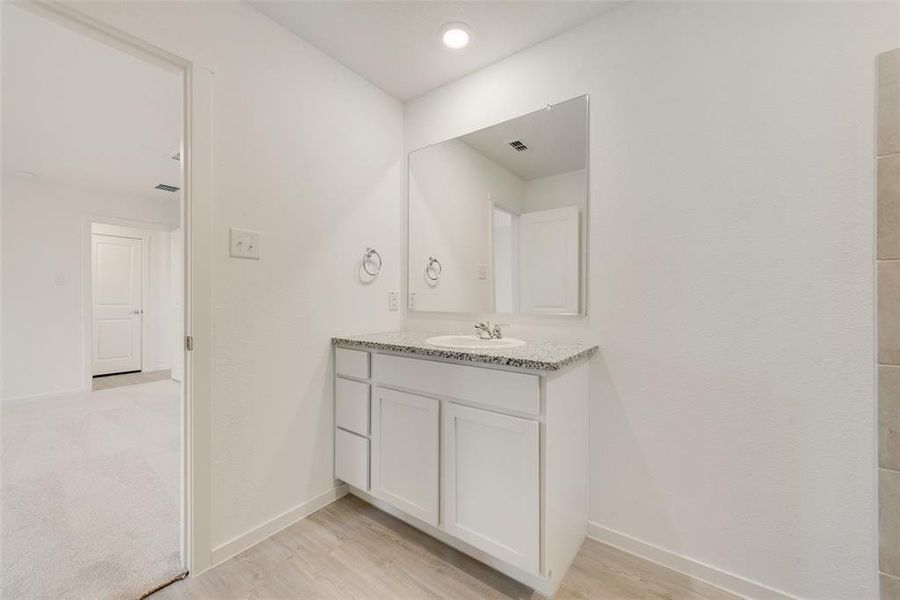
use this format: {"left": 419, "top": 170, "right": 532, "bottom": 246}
{"left": 25, "top": 0, "right": 214, "bottom": 575}
{"left": 488, "top": 201, "right": 519, "bottom": 314}
{"left": 87, "top": 222, "right": 153, "bottom": 379}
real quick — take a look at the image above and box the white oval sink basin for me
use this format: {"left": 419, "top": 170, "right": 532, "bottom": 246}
{"left": 426, "top": 334, "right": 526, "bottom": 350}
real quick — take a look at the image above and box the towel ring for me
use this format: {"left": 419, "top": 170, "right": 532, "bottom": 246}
{"left": 363, "top": 247, "right": 382, "bottom": 276}
{"left": 426, "top": 256, "right": 442, "bottom": 281}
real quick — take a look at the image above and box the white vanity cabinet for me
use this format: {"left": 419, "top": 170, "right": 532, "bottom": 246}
{"left": 333, "top": 343, "right": 590, "bottom": 598}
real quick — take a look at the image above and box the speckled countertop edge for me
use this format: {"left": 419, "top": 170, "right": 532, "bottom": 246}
{"left": 331, "top": 331, "right": 598, "bottom": 372}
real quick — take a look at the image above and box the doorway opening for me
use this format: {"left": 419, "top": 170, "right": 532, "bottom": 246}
{"left": 491, "top": 204, "right": 519, "bottom": 314}
{"left": 89, "top": 222, "right": 184, "bottom": 393}
{"left": 1, "top": 3, "right": 190, "bottom": 598}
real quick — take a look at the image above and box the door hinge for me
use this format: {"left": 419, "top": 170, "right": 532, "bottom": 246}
{"left": 185, "top": 336, "right": 194, "bottom": 352}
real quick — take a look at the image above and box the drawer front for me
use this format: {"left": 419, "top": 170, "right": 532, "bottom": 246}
{"left": 336, "top": 377, "right": 370, "bottom": 436}
{"left": 336, "top": 347, "right": 370, "bottom": 379}
{"left": 372, "top": 353, "right": 540, "bottom": 416}
{"left": 335, "top": 428, "right": 369, "bottom": 490}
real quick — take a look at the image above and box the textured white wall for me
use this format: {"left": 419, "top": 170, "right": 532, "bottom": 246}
{"left": 404, "top": 2, "right": 900, "bottom": 597}
{"left": 1, "top": 176, "right": 179, "bottom": 400}
{"left": 70, "top": 0, "right": 404, "bottom": 554}
{"left": 409, "top": 138, "right": 524, "bottom": 313}
{"left": 523, "top": 169, "right": 586, "bottom": 214}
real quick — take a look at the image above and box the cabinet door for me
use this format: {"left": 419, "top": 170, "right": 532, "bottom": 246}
{"left": 441, "top": 403, "right": 540, "bottom": 574}
{"left": 371, "top": 387, "right": 439, "bottom": 525}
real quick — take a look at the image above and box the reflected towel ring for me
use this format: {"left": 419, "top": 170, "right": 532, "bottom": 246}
{"left": 426, "top": 256, "right": 442, "bottom": 281}
{"left": 363, "top": 247, "right": 382, "bottom": 276}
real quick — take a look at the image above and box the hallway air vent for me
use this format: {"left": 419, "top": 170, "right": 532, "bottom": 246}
{"left": 507, "top": 139, "right": 528, "bottom": 152}
{"left": 155, "top": 184, "right": 180, "bottom": 192}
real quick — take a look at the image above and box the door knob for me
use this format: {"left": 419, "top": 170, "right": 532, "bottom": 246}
{"left": 132, "top": 309, "right": 143, "bottom": 315}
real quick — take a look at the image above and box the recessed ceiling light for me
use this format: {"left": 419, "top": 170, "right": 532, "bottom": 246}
{"left": 440, "top": 23, "right": 471, "bottom": 50}
{"left": 14, "top": 170, "right": 37, "bottom": 178}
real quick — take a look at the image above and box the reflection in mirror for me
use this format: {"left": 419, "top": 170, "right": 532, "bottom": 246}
{"left": 408, "top": 95, "right": 588, "bottom": 315}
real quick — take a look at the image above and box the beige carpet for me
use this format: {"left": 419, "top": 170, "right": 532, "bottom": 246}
{"left": 1, "top": 380, "right": 183, "bottom": 599}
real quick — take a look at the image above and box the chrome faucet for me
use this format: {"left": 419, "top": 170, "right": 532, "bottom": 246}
{"left": 474, "top": 321, "right": 493, "bottom": 339}
{"left": 474, "top": 321, "right": 509, "bottom": 340}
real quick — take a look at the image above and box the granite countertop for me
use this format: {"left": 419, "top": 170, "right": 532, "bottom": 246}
{"left": 331, "top": 331, "right": 598, "bottom": 372}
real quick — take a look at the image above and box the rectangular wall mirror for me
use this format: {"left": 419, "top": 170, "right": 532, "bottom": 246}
{"left": 408, "top": 95, "right": 588, "bottom": 316}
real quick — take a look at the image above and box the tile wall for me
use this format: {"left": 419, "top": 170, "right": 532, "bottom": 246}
{"left": 877, "top": 47, "right": 900, "bottom": 599}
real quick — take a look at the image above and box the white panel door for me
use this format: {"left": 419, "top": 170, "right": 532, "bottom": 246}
{"left": 92, "top": 234, "right": 142, "bottom": 375}
{"left": 441, "top": 403, "right": 540, "bottom": 574}
{"left": 518, "top": 206, "right": 579, "bottom": 315}
{"left": 371, "top": 387, "right": 439, "bottom": 525}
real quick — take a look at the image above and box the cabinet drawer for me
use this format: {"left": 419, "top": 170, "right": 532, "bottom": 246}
{"left": 372, "top": 353, "right": 540, "bottom": 416}
{"left": 335, "top": 428, "right": 369, "bottom": 490}
{"left": 336, "top": 347, "right": 369, "bottom": 379}
{"left": 336, "top": 377, "right": 370, "bottom": 436}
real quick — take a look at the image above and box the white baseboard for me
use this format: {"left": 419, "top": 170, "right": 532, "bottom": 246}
{"left": 2, "top": 386, "right": 87, "bottom": 403}
{"left": 209, "top": 484, "right": 349, "bottom": 567}
{"left": 143, "top": 364, "right": 173, "bottom": 373}
{"left": 587, "top": 522, "right": 795, "bottom": 600}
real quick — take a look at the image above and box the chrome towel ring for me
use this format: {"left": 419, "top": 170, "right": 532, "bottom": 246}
{"left": 363, "top": 247, "right": 382, "bottom": 276}
{"left": 426, "top": 256, "right": 442, "bottom": 281}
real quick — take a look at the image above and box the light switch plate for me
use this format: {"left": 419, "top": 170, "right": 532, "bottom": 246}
{"left": 229, "top": 228, "right": 260, "bottom": 260}
{"left": 388, "top": 291, "right": 399, "bottom": 312}
{"left": 408, "top": 292, "right": 416, "bottom": 310}
{"left": 477, "top": 264, "right": 488, "bottom": 280}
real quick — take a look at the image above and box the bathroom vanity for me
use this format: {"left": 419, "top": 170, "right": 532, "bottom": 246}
{"left": 331, "top": 331, "right": 597, "bottom": 597}
{"left": 333, "top": 93, "right": 595, "bottom": 596}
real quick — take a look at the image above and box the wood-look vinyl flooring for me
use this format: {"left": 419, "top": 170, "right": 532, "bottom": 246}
{"left": 153, "top": 495, "right": 739, "bottom": 600}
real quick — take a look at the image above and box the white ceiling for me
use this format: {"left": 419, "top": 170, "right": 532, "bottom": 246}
{"left": 2, "top": 4, "right": 182, "bottom": 202}
{"left": 460, "top": 96, "right": 587, "bottom": 180}
{"left": 248, "top": 1, "right": 623, "bottom": 101}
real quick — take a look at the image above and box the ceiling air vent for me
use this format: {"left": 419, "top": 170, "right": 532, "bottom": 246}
{"left": 507, "top": 139, "right": 528, "bottom": 152}
{"left": 155, "top": 184, "right": 180, "bottom": 192}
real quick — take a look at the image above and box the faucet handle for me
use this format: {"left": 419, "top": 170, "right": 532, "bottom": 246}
{"left": 474, "top": 321, "right": 492, "bottom": 339}
{"left": 492, "top": 323, "right": 509, "bottom": 339}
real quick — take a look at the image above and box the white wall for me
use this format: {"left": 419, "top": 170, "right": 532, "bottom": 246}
{"left": 409, "top": 138, "right": 524, "bottom": 313}
{"left": 523, "top": 169, "right": 586, "bottom": 214}
{"left": 404, "top": 2, "right": 900, "bottom": 597}
{"left": 144, "top": 228, "right": 174, "bottom": 372}
{"left": 1, "top": 176, "right": 179, "bottom": 400}
{"left": 70, "top": 0, "right": 404, "bottom": 558}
